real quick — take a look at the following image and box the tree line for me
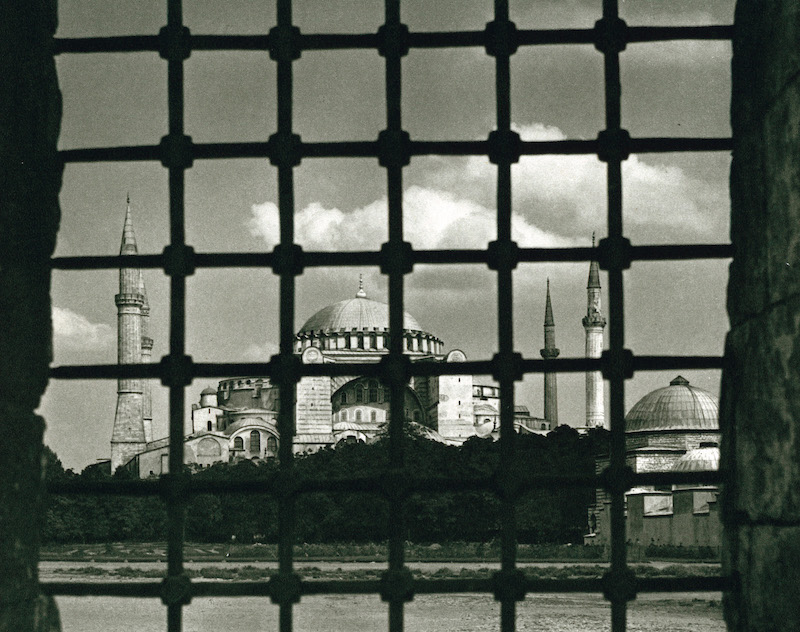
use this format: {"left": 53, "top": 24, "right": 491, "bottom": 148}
{"left": 43, "top": 426, "right": 609, "bottom": 544}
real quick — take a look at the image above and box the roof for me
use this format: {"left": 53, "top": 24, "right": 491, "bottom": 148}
{"left": 673, "top": 446, "right": 720, "bottom": 472}
{"left": 625, "top": 376, "right": 719, "bottom": 433}
{"left": 298, "top": 295, "right": 424, "bottom": 334}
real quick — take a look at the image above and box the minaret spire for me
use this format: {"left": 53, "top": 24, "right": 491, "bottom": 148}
{"left": 583, "top": 234, "right": 606, "bottom": 429}
{"left": 540, "top": 278, "right": 559, "bottom": 426}
{"left": 111, "top": 196, "right": 147, "bottom": 471}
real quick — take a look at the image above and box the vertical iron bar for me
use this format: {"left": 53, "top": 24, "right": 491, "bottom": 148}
{"left": 384, "top": 2, "right": 406, "bottom": 632}
{"left": 493, "top": 2, "right": 517, "bottom": 632}
{"left": 276, "top": 3, "right": 297, "bottom": 632}
{"left": 601, "top": 1, "right": 628, "bottom": 631}
{"left": 165, "top": 1, "right": 186, "bottom": 631}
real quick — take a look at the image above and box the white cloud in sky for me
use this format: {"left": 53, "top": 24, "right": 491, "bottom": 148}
{"left": 455, "top": 123, "right": 721, "bottom": 236}
{"left": 249, "top": 184, "right": 576, "bottom": 251}
{"left": 250, "top": 121, "right": 724, "bottom": 251}
{"left": 242, "top": 341, "right": 279, "bottom": 362}
{"left": 52, "top": 306, "right": 114, "bottom": 352}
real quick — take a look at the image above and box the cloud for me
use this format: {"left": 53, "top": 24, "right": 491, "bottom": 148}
{"left": 52, "top": 306, "right": 114, "bottom": 352}
{"left": 249, "top": 121, "right": 725, "bottom": 251}
{"left": 241, "top": 341, "right": 279, "bottom": 362}
{"left": 446, "top": 122, "right": 723, "bottom": 238}
{"left": 249, "top": 184, "right": 576, "bottom": 251}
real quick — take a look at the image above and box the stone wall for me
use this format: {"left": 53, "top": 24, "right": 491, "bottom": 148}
{"left": 723, "top": 0, "right": 800, "bottom": 629}
{"left": 0, "top": 1, "right": 62, "bottom": 631}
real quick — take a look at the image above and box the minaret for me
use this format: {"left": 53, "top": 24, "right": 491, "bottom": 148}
{"left": 111, "top": 196, "right": 147, "bottom": 471}
{"left": 539, "top": 279, "right": 559, "bottom": 426}
{"left": 139, "top": 268, "right": 153, "bottom": 444}
{"left": 583, "top": 233, "right": 606, "bottom": 428}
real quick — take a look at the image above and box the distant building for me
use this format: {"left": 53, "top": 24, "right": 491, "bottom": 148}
{"left": 587, "top": 376, "right": 721, "bottom": 549}
{"left": 110, "top": 202, "right": 609, "bottom": 476}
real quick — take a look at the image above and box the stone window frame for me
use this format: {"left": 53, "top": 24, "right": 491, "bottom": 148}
{"left": 44, "top": 2, "right": 734, "bottom": 632}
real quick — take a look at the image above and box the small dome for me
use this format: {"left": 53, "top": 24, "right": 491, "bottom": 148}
{"left": 298, "top": 295, "right": 423, "bottom": 334}
{"left": 201, "top": 386, "right": 217, "bottom": 395}
{"left": 625, "top": 376, "right": 719, "bottom": 433}
{"left": 673, "top": 446, "right": 720, "bottom": 472}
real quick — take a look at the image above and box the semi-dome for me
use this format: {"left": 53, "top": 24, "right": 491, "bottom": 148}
{"left": 625, "top": 376, "right": 719, "bottom": 433}
{"left": 673, "top": 445, "right": 720, "bottom": 472}
{"left": 298, "top": 288, "right": 423, "bottom": 334}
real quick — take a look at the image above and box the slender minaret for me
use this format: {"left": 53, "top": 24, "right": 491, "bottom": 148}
{"left": 539, "top": 279, "right": 559, "bottom": 426}
{"left": 139, "top": 268, "right": 153, "bottom": 444}
{"left": 111, "top": 196, "right": 147, "bottom": 471}
{"left": 583, "top": 233, "right": 606, "bottom": 428}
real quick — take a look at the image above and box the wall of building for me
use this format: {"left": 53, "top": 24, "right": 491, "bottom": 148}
{"left": 724, "top": 1, "right": 800, "bottom": 628}
{"left": 0, "top": 3, "right": 62, "bottom": 627}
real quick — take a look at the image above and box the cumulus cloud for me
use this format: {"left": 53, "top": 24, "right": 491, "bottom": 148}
{"left": 249, "top": 184, "right": 576, "bottom": 251}
{"left": 52, "top": 306, "right": 114, "bottom": 352}
{"left": 241, "top": 341, "right": 279, "bottom": 362}
{"left": 249, "top": 121, "right": 724, "bottom": 251}
{"left": 450, "top": 122, "right": 723, "bottom": 238}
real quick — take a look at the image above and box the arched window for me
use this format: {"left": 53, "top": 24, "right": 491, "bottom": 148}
{"left": 369, "top": 333, "right": 377, "bottom": 349}
{"left": 266, "top": 436, "right": 278, "bottom": 452}
{"left": 541, "top": 423, "right": 547, "bottom": 430}
{"left": 233, "top": 436, "right": 244, "bottom": 451}
{"left": 341, "top": 391, "right": 348, "bottom": 405}
{"left": 355, "top": 385, "right": 364, "bottom": 403}
{"left": 341, "top": 409, "right": 348, "bottom": 421}
{"left": 370, "top": 410, "right": 376, "bottom": 422}
{"left": 249, "top": 430, "right": 260, "bottom": 454}
{"left": 355, "top": 410, "right": 362, "bottom": 422}
{"left": 207, "top": 420, "right": 212, "bottom": 431}
{"left": 369, "top": 380, "right": 378, "bottom": 403}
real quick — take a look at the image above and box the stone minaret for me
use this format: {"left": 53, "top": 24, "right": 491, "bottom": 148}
{"left": 139, "top": 268, "right": 153, "bottom": 443}
{"left": 583, "top": 234, "right": 606, "bottom": 428}
{"left": 111, "top": 196, "right": 147, "bottom": 471}
{"left": 540, "top": 278, "right": 559, "bottom": 426}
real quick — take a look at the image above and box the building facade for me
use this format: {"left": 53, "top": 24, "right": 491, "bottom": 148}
{"left": 587, "top": 376, "right": 721, "bottom": 549}
{"left": 111, "top": 209, "right": 609, "bottom": 476}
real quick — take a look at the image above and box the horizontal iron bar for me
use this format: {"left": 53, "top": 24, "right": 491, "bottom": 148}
{"left": 50, "top": 243, "right": 732, "bottom": 272}
{"left": 52, "top": 24, "right": 733, "bottom": 56}
{"left": 57, "top": 136, "right": 732, "bottom": 164}
{"left": 48, "top": 354, "right": 725, "bottom": 381}
{"left": 41, "top": 574, "right": 731, "bottom": 599}
{"left": 45, "top": 469, "right": 718, "bottom": 497}
{"left": 42, "top": 581, "right": 163, "bottom": 597}
{"left": 51, "top": 254, "right": 165, "bottom": 270}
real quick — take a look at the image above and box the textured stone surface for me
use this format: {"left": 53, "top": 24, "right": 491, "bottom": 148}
{"left": 724, "top": 524, "right": 800, "bottom": 632}
{"left": 726, "top": 1, "right": 800, "bottom": 629}
{"left": 0, "top": 2, "right": 62, "bottom": 630}
{"left": 723, "top": 299, "right": 800, "bottom": 522}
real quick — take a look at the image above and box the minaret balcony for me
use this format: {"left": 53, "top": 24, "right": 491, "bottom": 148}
{"left": 115, "top": 292, "right": 145, "bottom": 307}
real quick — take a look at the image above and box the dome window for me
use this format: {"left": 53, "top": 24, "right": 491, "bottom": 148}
{"left": 233, "top": 436, "right": 244, "bottom": 451}
{"left": 249, "top": 430, "right": 260, "bottom": 454}
{"left": 355, "top": 410, "right": 362, "bottom": 422}
{"left": 369, "top": 380, "right": 379, "bottom": 403}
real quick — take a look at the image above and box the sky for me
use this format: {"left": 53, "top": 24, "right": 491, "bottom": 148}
{"left": 42, "top": 0, "right": 735, "bottom": 471}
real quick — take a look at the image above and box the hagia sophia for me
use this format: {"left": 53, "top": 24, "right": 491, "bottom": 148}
{"left": 109, "top": 202, "right": 720, "bottom": 546}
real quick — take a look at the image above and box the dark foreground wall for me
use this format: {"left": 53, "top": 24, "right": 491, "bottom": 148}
{"left": 0, "top": 1, "right": 63, "bottom": 631}
{"left": 724, "top": 1, "right": 800, "bottom": 629}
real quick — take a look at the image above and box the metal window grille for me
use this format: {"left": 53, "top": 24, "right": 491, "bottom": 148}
{"left": 45, "top": 1, "right": 734, "bottom": 631}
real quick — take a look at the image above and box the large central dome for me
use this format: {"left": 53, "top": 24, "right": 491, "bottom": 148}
{"left": 625, "top": 376, "right": 719, "bottom": 433}
{"left": 298, "top": 289, "right": 423, "bottom": 334}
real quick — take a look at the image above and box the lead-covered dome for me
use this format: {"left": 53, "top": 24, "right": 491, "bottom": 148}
{"left": 673, "top": 445, "right": 720, "bottom": 472}
{"left": 298, "top": 291, "right": 422, "bottom": 334}
{"left": 625, "top": 376, "right": 719, "bottom": 433}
